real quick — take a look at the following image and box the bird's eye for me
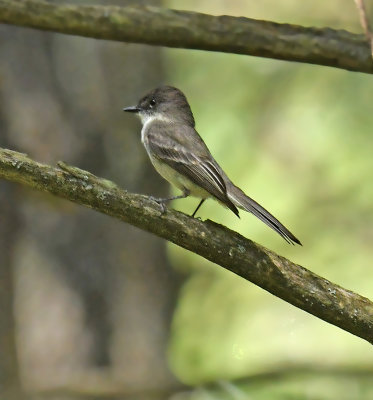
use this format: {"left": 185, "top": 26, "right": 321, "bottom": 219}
{"left": 149, "top": 98, "right": 156, "bottom": 107}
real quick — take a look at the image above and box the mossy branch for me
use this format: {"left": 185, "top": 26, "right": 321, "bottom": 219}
{"left": 0, "top": 147, "right": 372, "bottom": 343}
{"left": 0, "top": 0, "right": 372, "bottom": 74}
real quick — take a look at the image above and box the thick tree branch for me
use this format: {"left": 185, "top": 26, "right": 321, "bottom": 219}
{"left": 0, "top": 147, "right": 372, "bottom": 343}
{"left": 0, "top": 0, "right": 372, "bottom": 74}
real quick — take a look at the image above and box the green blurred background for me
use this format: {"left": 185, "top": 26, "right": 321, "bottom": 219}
{"left": 164, "top": 0, "right": 373, "bottom": 396}
{"left": 0, "top": 1, "right": 372, "bottom": 399}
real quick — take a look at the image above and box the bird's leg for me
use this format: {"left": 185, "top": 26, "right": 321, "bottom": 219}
{"left": 150, "top": 190, "right": 190, "bottom": 214}
{"left": 191, "top": 199, "right": 206, "bottom": 217}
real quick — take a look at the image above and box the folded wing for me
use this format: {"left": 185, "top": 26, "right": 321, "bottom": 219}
{"left": 147, "top": 130, "right": 239, "bottom": 216}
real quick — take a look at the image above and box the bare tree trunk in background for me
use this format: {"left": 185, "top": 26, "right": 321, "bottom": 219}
{"left": 0, "top": 110, "right": 23, "bottom": 400}
{"left": 0, "top": 0, "right": 182, "bottom": 398}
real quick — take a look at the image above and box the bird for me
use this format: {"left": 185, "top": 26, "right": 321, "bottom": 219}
{"left": 123, "top": 86, "right": 301, "bottom": 245}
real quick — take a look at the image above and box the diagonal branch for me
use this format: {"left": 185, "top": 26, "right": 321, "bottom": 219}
{"left": 0, "top": 147, "right": 372, "bottom": 344}
{"left": 0, "top": 0, "right": 372, "bottom": 74}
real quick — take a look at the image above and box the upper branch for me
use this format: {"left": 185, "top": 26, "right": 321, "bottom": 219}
{"left": 0, "top": 0, "right": 372, "bottom": 74}
{"left": 0, "top": 147, "right": 372, "bottom": 344}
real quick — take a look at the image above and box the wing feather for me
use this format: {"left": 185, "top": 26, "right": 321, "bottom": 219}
{"left": 147, "top": 132, "right": 239, "bottom": 216}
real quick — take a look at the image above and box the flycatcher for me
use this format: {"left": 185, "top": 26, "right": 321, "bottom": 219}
{"left": 124, "top": 86, "right": 301, "bottom": 245}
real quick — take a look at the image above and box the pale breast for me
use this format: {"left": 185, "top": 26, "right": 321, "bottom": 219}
{"left": 149, "top": 155, "right": 210, "bottom": 199}
{"left": 141, "top": 115, "right": 210, "bottom": 199}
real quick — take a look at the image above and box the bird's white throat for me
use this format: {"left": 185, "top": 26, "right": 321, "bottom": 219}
{"left": 140, "top": 113, "right": 172, "bottom": 143}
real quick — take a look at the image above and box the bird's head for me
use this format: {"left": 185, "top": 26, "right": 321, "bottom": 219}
{"left": 123, "top": 85, "right": 195, "bottom": 126}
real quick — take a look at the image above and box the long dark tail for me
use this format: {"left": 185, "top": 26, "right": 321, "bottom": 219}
{"left": 227, "top": 183, "right": 301, "bottom": 245}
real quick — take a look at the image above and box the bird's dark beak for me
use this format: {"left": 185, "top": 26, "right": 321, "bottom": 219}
{"left": 123, "top": 106, "right": 141, "bottom": 113}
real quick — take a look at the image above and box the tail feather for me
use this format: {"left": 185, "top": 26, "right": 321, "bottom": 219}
{"left": 227, "top": 184, "right": 301, "bottom": 245}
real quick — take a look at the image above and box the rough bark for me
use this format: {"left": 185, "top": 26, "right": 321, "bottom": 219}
{"left": 0, "top": 123, "right": 23, "bottom": 400}
{"left": 0, "top": 0, "right": 371, "bottom": 74}
{"left": 0, "top": 148, "right": 372, "bottom": 345}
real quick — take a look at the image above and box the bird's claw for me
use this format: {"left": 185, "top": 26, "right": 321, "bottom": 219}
{"left": 149, "top": 196, "right": 167, "bottom": 215}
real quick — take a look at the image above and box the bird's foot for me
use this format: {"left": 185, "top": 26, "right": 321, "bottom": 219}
{"left": 149, "top": 196, "right": 168, "bottom": 215}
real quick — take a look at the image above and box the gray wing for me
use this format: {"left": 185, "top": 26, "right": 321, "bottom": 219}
{"left": 146, "top": 124, "right": 239, "bottom": 216}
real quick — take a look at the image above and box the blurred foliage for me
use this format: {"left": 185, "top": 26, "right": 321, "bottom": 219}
{"left": 161, "top": 0, "right": 373, "bottom": 391}
{"left": 171, "top": 370, "right": 373, "bottom": 400}
{"left": 2, "top": 0, "right": 373, "bottom": 398}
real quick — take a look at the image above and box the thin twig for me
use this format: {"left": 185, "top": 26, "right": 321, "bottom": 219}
{"left": 354, "top": 0, "right": 373, "bottom": 59}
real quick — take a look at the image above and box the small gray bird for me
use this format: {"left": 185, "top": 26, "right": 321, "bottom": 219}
{"left": 124, "top": 86, "right": 301, "bottom": 245}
